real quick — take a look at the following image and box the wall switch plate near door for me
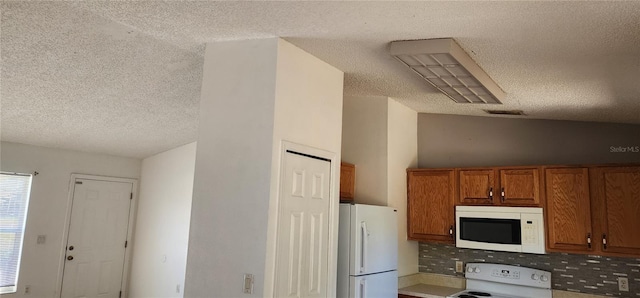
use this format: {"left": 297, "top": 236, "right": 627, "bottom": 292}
{"left": 618, "top": 277, "right": 629, "bottom": 291}
{"left": 243, "top": 274, "right": 254, "bottom": 294}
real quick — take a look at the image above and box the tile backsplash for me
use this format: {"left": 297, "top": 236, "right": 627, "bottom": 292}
{"left": 419, "top": 242, "right": 640, "bottom": 297}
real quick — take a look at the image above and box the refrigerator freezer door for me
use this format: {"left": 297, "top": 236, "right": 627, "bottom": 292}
{"left": 349, "top": 270, "right": 398, "bottom": 298}
{"left": 350, "top": 204, "right": 398, "bottom": 275}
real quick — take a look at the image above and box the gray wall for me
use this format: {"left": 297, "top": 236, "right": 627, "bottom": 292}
{"left": 418, "top": 114, "right": 640, "bottom": 168}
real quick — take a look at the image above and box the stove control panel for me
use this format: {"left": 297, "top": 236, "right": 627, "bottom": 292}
{"left": 491, "top": 268, "right": 520, "bottom": 279}
{"left": 465, "top": 263, "right": 551, "bottom": 289}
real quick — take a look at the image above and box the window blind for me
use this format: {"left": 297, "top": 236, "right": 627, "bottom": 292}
{"left": 0, "top": 173, "right": 32, "bottom": 294}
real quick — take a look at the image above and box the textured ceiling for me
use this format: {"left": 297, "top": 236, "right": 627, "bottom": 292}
{"left": 2, "top": 1, "right": 640, "bottom": 158}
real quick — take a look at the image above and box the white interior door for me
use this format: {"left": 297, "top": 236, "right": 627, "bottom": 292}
{"left": 61, "top": 178, "right": 133, "bottom": 298}
{"left": 275, "top": 151, "right": 331, "bottom": 298}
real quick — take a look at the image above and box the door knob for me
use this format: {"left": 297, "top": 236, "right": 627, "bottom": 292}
{"left": 67, "top": 256, "right": 74, "bottom": 261}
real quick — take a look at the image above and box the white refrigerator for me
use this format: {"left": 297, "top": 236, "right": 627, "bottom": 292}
{"left": 337, "top": 203, "right": 398, "bottom": 298}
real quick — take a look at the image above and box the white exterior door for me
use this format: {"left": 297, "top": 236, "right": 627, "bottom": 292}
{"left": 61, "top": 178, "right": 133, "bottom": 298}
{"left": 275, "top": 151, "right": 331, "bottom": 298}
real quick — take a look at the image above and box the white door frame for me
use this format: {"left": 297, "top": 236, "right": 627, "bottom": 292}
{"left": 56, "top": 174, "right": 138, "bottom": 298}
{"left": 263, "top": 141, "right": 340, "bottom": 297}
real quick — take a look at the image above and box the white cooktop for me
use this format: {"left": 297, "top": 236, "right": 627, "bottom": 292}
{"left": 446, "top": 263, "right": 552, "bottom": 298}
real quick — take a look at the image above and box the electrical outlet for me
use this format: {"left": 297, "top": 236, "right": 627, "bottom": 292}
{"left": 25, "top": 285, "right": 31, "bottom": 294}
{"left": 243, "top": 274, "right": 254, "bottom": 294}
{"left": 37, "top": 235, "right": 46, "bottom": 244}
{"left": 618, "top": 277, "right": 629, "bottom": 292}
{"left": 455, "top": 261, "right": 464, "bottom": 273}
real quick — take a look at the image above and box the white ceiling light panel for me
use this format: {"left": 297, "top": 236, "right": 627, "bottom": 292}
{"left": 390, "top": 38, "right": 505, "bottom": 104}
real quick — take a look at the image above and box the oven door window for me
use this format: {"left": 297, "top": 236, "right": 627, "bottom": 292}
{"left": 459, "top": 218, "right": 521, "bottom": 245}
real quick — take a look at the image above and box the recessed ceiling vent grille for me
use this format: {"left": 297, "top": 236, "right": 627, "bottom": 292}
{"left": 390, "top": 38, "right": 505, "bottom": 104}
{"left": 484, "top": 109, "right": 525, "bottom": 116}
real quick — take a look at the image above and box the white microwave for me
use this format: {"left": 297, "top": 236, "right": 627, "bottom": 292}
{"left": 455, "top": 206, "right": 545, "bottom": 254}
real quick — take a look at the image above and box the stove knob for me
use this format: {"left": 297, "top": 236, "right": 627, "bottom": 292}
{"left": 467, "top": 267, "right": 474, "bottom": 273}
{"left": 531, "top": 274, "right": 539, "bottom": 280}
{"left": 474, "top": 267, "right": 481, "bottom": 273}
{"left": 541, "top": 275, "right": 548, "bottom": 282}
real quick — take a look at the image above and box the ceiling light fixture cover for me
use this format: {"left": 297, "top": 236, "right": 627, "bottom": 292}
{"left": 390, "top": 38, "right": 505, "bottom": 104}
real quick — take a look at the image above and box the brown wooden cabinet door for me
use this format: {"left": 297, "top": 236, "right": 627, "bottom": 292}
{"left": 591, "top": 166, "right": 640, "bottom": 255}
{"left": 499, "top": 168, "right": 541, "bottom": 206}
{"left": 545, "top": 168, "right": 593, "bottom": 253}
{"left": 340, "top": 162, "right": 356, "bottom": 201}
{"left": 407, "top": 170, "right": 456, "bottom": 243}
{"left": 459, "top": 169, "right": 495, "bottom": 205}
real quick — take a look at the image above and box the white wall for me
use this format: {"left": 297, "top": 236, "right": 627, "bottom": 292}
{"left": 185, "top": 38, "right": 278, "bottom": 298}
{"left": 386, "top": 100, "right": 418, "bottom": 277}
{"left": 0, "top": 141, "right": 141, "bottom": 298}
{"left": 340, "top": 97, "right": 419, "bottom": 277}
{"left": 341, "top": 96, "right": 389, "bottom": 206}
{"left": 185, "top": 38, "right": 343, "bottom": 298}
{"left": 264, "top": 39, "right": 344, "bottom": 296}
{"left": 129, "top": 142, "right": 196, "bottom": 298}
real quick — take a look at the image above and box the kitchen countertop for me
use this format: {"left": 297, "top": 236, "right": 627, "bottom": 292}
{"left": 398, "top": 284, "right": 461, "bottom": 298}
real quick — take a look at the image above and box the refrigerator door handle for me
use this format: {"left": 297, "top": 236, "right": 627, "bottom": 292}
{"left": 360, "top": 221, "right": 368, "bottom": 273}
{"left": 359, "top": 278, "right": 366, "bottom": 298}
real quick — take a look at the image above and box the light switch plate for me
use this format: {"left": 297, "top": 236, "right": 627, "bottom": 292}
{"left": 243, "top": 274, "right": 254, "bottom": 294}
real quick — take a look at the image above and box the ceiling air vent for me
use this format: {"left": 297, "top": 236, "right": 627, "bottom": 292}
{"left": 390, "top": 38, "right": 505, "bottom": 104}
{"left": 484, "top": 109, "right": 526, "bottom": 116}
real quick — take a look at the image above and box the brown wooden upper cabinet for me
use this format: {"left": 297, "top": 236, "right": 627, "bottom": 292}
{"left": 407, "top": 169, "right": 456, "bottom": 243}
{"left": 459, "top": 169, "right": 495, "bottom": 205}
{"left": 590, "top": 166, "right": 640, "bottom": 256}
{"left": 545, "top": 167, "right": 593, "bottom": 253}
{"left": 458, "top": 167, "right": 541, "bottom": 206}
{"left": 339, "top": 162, "right": 356, "bottom": 201}
{"left": 499, "top": 168, "right": 541, "bottom": 206}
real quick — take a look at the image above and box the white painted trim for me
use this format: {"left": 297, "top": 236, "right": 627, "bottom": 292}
{"left": 56, "top": 174, "right": 138, "bottom": 298}
{"left": 263, "top": 141, "right": 339, "bottom": 297}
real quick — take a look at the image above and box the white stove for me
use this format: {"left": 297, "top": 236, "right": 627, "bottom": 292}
{"left": 446, "top": 263, "right": 552, "bottom": 298}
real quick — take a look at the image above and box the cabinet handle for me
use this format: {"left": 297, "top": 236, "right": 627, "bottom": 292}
{"left": 602, "top": 234, "right": 607, "bottom": 250}
{"left": 500, "top": 187, "right": 505, "bottom": 202}
{"left": 587, "top": 233, "right": 591, "bottom": 249}
{"left": 449, "top": 225, "right": 454, "bottom": 238}
{"left": 488, "top": 187, "right": 493, "bottom": 202}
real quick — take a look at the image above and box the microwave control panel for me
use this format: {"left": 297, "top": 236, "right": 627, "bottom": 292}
{"left": 522, "top": 218, "right": 539, "bottom": 244}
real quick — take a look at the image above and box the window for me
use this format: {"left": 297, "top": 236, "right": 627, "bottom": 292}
{"left": 0, "top": 173, "right": 32, "bottom": 294}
